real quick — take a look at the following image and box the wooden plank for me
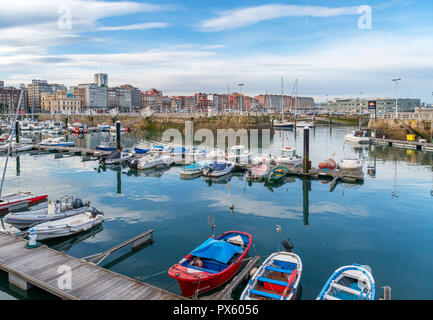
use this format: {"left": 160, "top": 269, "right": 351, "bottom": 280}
{"left": 96, "top": 280, "right": 141, "bottom": 300}
{"left": 69, "top": 270, "right": 121, "bottom": 299}
{"left": 83, "top": 277, "right": 132, "bottom": 300}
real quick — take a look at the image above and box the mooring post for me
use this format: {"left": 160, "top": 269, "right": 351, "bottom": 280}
{"left": 329, "top": 113, "right": 332, "bottom": 125}
{"left": 302, "top": 178, "right": 310, "bottom": 226}
{"left": 303, "top": 126, "right": 310, "bottom": 174}
{"left": 116, "top": 121, "right": 121, "bottom": 150}
{"left": 15, "top": 121, "right": 19, "bottom": 143}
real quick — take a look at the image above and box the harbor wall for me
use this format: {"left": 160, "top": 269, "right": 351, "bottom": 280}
{"left": 368, "top": 118, "right": 433, "bottom": 141}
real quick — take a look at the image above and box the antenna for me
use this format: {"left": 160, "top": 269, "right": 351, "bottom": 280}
{"left": 207, "top": 215, "right": 216, "bottom": 238}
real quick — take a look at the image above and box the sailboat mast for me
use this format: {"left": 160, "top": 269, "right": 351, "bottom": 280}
{"left": 281, "top": 77, "right": 284, "bottom": 118}
{"left": 0, "top": 90, "right": 23, "bottom": 196}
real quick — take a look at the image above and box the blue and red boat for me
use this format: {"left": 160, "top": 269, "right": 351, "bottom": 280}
{"left": 168, "top": 231, "right": 252, "bottom": 297}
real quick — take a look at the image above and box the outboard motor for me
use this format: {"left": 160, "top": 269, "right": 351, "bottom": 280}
{"left": 282, "top": 238, "right": 294, "bottom": 252}
{"left": 72, "top": 198, "right": 84, "bottom": 209}
{"left": 129, "top": 159, "right": 139, "bottom": 170}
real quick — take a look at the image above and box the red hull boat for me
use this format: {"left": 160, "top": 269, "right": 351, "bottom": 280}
{"left": 0, "top": 192, "right": 48, "bottom": 214}
{"left": 168, "top": 231, "right": 252, "bottom": 298}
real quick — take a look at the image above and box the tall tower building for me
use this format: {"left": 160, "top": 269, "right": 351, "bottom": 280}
{"left": 94, "top": 73, "right": 108, "bottom": 87}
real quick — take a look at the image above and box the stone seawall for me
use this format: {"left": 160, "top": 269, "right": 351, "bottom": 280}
{"left": 368, "top": 118, "right": 433, "bottom": 141}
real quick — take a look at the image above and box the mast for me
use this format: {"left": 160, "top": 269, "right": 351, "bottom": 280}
{"left": 281, "top": 77, "right": 284, "bottom": 120}
{"left": 0, "top": 90, "right": 23, "bottom": 196}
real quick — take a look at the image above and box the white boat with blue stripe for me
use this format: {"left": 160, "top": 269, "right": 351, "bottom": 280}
{"left": 180, "top": 160, "right": 212, "bottom": 176}
{"left": 316, "top": 264, "right": 375, "bottom": 300}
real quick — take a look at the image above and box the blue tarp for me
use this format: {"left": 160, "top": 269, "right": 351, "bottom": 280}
{"left": 190, "top": 238, "right": 242, "bottom": 264}
{"left": 210, "top": 163, "right": 227, "bottom": 171}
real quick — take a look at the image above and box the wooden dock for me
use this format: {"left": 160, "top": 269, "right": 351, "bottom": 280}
{"left": 34, "top": 144, "right": 110, "bottom": 156}
{"left": 0, "top": 232, "right": 185, "bottom": 300}
{"left": 370, "top": 137, "right": 433, "bottom": 152}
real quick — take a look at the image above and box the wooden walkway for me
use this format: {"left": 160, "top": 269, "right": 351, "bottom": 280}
{"left": 0, "top": 232, "right": 185, "bottom": 300}
{"left": 370, "top": 137, "right": 433, "bottom": 152}
{"left": 35, "top": 144, "right": 110, "bottom": 156}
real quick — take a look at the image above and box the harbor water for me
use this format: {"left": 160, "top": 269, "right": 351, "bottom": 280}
{"left": 0, "top": 125, "right": 432, "bottom": 300}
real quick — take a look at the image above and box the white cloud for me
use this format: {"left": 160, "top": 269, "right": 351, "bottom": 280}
{"left": 97, "top": 22, "right": 170, "bottom": 31}
{"left": 199, "top": 4, "right": 361, "bottom": 31}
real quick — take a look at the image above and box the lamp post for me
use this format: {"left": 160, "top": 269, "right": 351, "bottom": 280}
{"left": 392, "top": 78, "right": 401, "bottom": 118}
{"left": 238, "top": 83, "right": 244, "bottom": 114}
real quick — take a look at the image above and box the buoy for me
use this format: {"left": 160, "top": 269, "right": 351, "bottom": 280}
{"left": 25, "top": 228, "right": 41, "bottom": 249}
{"left": 229, "top": 203, "right": 234, "bottom": 210}
{"left": 249, "top": 267, "right": 258, "bottom": 279}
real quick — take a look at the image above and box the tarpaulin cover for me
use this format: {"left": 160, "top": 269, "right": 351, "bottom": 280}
{"left": 189, "top": 238, "right": 242, "bottom": 264}
{"left": 210, "top": 163, "right": 227, "bottom": 171}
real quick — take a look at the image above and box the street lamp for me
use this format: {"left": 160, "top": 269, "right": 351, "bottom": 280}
{"left": 238, "top": 83, "right": 244, "bottom": 114}
{"left": 392, "top": 78, "right": 401, "bottom": 118}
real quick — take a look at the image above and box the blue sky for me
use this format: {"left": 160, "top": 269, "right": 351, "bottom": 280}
{"left": 1, "top": 0, "right": 433, "bottom": 103}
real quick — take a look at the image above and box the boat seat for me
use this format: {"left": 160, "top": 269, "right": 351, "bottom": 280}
{"left": 265, "top": 266, "right": 293, "bottom": 274}
{"left": 330, "top": 282, "right": 362, "bottom": 296}
{"left": 250, "top": 289, "right": 282, "bottom": 300}
{"left": 257, "top": 277, "right": 288, "bottom": 287}
{"left": 324, "top": 294, "right": 341, "bottom": 300}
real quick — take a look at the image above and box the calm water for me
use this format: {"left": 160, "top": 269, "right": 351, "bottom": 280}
{"left": 0, "top": 125, "right": 432, "bottom": 300}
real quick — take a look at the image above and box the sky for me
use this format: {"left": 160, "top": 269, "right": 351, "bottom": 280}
{"left": 0, "top": 0, "right": 433, "bottom": 103}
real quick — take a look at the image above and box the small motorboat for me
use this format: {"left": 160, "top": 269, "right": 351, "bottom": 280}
{"left": 276, "top": 147, "right": 303, "bottom": 167}
{"left": 29, "top": 209, "right": 104, "bottom": 241}
{"left": 134, "top": 145, "right": 151, "bottom": 154}
{"left": 45, "top": 137, "right": 75, "bottom": 147}
{"left": 266, "top": 165, "right": 289, "bottom": 183}
{"left": 100, "top": 150, "right": 133, "bottom": 165}
{"left": 339, "top": 159, "right": 363, "bottom": 171}
{"left": 129, "top": 153, "right": 173, "bottom": 170}
{"left": 317, "top": 264, "right": 375, "bottom": 300}
{"left": 251, "top": 154, "right": 273, "bottom": 165}
{"left": 96, "top": 140, "right": 118, "bottom": 151}
{"left": 273, "top": 121, "right": 294, "bottom": 130}
{"left": 4, "top": 197, "right": 90, "bottom": 230}
{"left": 226, "top": 145, "right": 252, "bottom": 164}
{"left": 345, "top": 130, "right": 370, "bottom": 144}
{"left": 168, "top": 231, "right": 252, "bottom": 297}
{"left": 203, "top": 161, "right": 235, "bottom": 177}
{"left": 152, "top": 144, "right": 173, "bottom": 154}
{"left": 97, "top": 123, "right": 111, "bottom": 131}
{"left": 0, "top": 142, "right": 33, "bottom": 153}
{"left": 240, "top": 251, "right": 302, "bottom": 300}
{"left": 180, "top": 160, "right": 212, "bottom": 176}
{"left": 0, "top": 192, "right": 48, "bottom": 214}
{"left": 0, "top": 135, "right": 33, "bottom": 145}
{"left": 318, "top": 158, "right": 337, "bottom": 170}
{"left": 246, "top": 164, "right": 270, "bottom": 181}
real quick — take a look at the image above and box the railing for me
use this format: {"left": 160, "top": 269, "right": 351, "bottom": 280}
{"left": 371, "top": 112, "right": 433, "bottom": 120}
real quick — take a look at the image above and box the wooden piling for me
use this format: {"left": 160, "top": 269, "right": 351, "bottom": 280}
{"left": 303, "top": 126, "right": 310, "bottom": 174}
{"left": 116, "top": 121, "right": 121, "bottom": 150}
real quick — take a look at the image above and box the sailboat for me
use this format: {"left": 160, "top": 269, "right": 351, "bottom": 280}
{"left": 273, "top": 78, "right": 294, "bottom": 130}
{"left": 293, "top": 79, "right": 315, "bottom": 128}
{"left": 0, "top": 91, "right": 48, "bottom": 215}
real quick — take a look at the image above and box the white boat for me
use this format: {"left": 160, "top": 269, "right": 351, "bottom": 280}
{"left": 0, "top": 142, "right": 33, "bottom": 153}
{"left": 0, "top": 135, "right": 33, "bottom": 145}
{"left": 45, "top": 137, "right": 75, "bottom": 147}
{"left": 339, "top": 159, "right": 363, "bottom": 171}
{"left": 205, "top": 149, "right": 226, "bottom": 161}
{"left": 0, "top": 221, "right": 20, "bottom": 234}
{"left": 296, "top": 121, "right": 315, "bottom": 128}
{"left": 273, "top": 121, "right": 294, "bottom": 130}
{"left": 226, "top": 145, "right": 252, "bottom": 164}
{"left": 203, "top": 161, "right": 235, "bottom": 177}
{"left": 252, "top": 154, "right": 273, "bottom": 165}
{"left": 102, "top": 150, "right": 133, "bottom": 165}
{"left": 246, "top": 164, "right": 271, "bottom": 180}
{"left": 276, "top": 147, "right": 303, "bottom": 167}
{"left": 180, "top": 160, "right": 212, "bottom": 175}
{"left": 4, "top": 197, "right": 91, "bottom": 230}
{"left": 97, "top": 123, "right": 111, "bottom": 131}
{"left": 317, "top": 264, "right": 375, "bottom": 300}
{"left": 184, "top": 147, "right": 208, "bottom": 161}
{"left": 29, "top": 210, "right": 104, "bottom": 241}
{"left": 130, "top": 153, "right": 173, "bottom": 170}
{"left": 240, "top": 251, "right": 302, "bottom": 300}
{"left": 345, "top": 130, "right": 370, "bottom": 144}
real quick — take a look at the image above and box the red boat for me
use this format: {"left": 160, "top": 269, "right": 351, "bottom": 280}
{"left": 0, "top": 192, "right": 48, "bottom": 214}
{"left": 168, "top": 231, "right": 252, "bottom": 297}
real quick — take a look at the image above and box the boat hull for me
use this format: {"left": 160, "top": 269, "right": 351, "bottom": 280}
{"left": 0, "top": 194, "right": 48, "bottom": 214}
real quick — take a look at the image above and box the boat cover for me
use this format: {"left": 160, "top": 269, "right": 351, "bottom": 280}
{"left": 106, "top": 150, "right": 121, "bottom": 160}
{"left": 173, "top": 147, "right": 186, "bottom": 154}
{"left": 210, "top": 163, "right": 227, "bottom": 171}
{"left": 189, "top": 238, "right": 242, "bottom": 264}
